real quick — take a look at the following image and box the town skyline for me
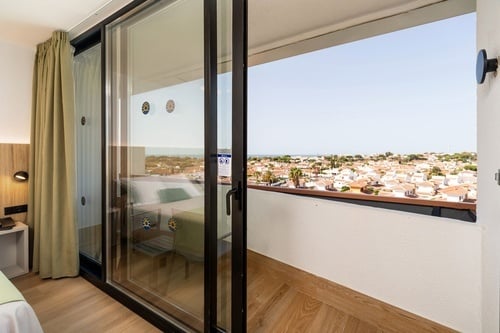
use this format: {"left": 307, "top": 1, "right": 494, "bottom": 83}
{"left": 144, "top": 150, "right": 477, "bottom": 204}
{"left": 246, "top": 151, "right": 477, "bottom": 203}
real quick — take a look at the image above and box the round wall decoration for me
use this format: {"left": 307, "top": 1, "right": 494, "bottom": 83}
{"left": 166, "top": 99, "right": 175, "bottom": 113}
{"left": 142, "top": 101, "right": 150, "bottom": 115}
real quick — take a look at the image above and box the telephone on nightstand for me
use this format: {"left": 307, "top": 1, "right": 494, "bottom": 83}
{"left": 0, "top": 217, "right": 15, "bottom": 230}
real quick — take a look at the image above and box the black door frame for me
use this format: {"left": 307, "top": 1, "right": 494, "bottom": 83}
{"left": 204, "top": 0, "right": 219, "bottom": 331}
{"left": 72, "top": 0, "right": 248, "bottom": 332}
{"left": 205, "top": 0, "right": 248, "bottom": 331}
{"left": 230, "top": 0, "right": 248, "bottom": 332}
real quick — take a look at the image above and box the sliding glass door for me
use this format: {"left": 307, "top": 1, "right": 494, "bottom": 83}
{"left": 105, "top": 0, "right": 246, "bottom": 331}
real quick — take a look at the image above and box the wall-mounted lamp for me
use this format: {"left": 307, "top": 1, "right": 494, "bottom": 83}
{"left": 476, "top": 49, "right": 498, "bottom": 84}
{"left": 13, "top": 171, "right": 29, "bottom": 182}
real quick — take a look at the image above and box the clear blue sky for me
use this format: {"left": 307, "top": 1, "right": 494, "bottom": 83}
{"left": 247, "top": 13, "right": 476, "bottom": 156}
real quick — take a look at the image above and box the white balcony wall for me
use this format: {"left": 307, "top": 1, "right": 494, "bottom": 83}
{"left": 477, "top": 0, "right": 500, "bottom": 332}
{"left": 248, "top": 188, "right": 481, "bottom": 332}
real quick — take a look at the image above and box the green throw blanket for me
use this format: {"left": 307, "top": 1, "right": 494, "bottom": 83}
{"left": 173, "top": 207, "right": 204, "bottom": 260}
{"left": 0, "top": 270, "right": 25, "bottom": 305}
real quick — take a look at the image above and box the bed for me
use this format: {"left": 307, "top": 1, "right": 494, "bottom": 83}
{"left": 0, "top": 271, "right": 43, "bottom": 333}
{"left": 123, "top": 176, "right": 232, "bottom": 238}
{"left": 122, "top": 177, "right": 232, "bottom": 279}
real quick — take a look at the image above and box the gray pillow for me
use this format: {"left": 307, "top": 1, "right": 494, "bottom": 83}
{"left": 158, "top": 188, "right": 191, "bottom": 203}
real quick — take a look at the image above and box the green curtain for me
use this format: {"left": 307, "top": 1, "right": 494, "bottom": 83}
{"left": 28, "top": 31, "right": 78, "bottom": 278}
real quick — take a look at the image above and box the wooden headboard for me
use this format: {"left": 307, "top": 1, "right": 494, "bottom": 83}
{"left": 0, "top": 144, "right": 29, "bottom": 222}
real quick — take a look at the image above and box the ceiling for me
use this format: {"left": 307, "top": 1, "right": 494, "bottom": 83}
{"left": 0, "top": 0, "right": 462, "bottom": 49}
{"left": 1, "top": 0, "right": 473, "bottom": 93}
{"left": 123, "top": 0, "right": 472, "bottom": 93}
{"left": 0, "top": 0, "right": 132, "bottom": 48}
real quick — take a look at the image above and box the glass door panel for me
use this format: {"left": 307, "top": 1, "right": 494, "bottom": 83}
{"left": 216, "top": 0, "right": 233, "bottom": 330}
{"left": 74, "top": 43, "right": 102, "bottom": 264}
{"left": 105, "top": 0, "right": 246, "bottom": 331}
{"left": 106, "top": 0, "right": 205, "bottom": 331}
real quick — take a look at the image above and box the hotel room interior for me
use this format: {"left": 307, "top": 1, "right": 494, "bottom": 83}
{"left": 1, "top": 0, "right": 500, "bottom": 332}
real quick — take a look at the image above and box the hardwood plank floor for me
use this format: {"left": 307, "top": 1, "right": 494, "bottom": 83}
{"left": 247, "top": 253, "right": 382, "bottom": 333}
{"left": 247, "top": 251, "right": 455, "bottom": 333}
{"left": 11, "top": 251, "right": 456, "bottom": 333}
{"left": 11, "top": 273, "right": 161, "bottom": 333}
{"left": 306, "top": 304, "right": 350, "bottom": 333}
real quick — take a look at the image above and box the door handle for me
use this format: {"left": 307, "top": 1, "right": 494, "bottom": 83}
{"left": 226, "top": 188, "right": 238, "bottom": 215}
{"left": 226, "top": 183, "right": 243, "bottom": 216}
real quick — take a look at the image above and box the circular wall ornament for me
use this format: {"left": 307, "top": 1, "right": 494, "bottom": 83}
{"left": 166, "top": 99, "right": 175, "bottom": 113}
{"left": 142, "top": 217, "right": 151, "bottom": 230}
{"left": 141, "top": 101, "right": 150, "bottom": 115}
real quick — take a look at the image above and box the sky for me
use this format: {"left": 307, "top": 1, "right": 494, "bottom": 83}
{"left": 247, "top": 13, "right": 477, "bottom": 156}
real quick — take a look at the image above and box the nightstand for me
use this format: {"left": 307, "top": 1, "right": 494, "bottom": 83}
{"left": 0, "top": 222, "right": 28, "bottom": 278}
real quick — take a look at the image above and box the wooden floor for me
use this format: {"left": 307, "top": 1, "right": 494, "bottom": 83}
{"left": 12, "top": 274, "right": 161, "bottom": 333}
{"left": 247, "top": 251, "right": 454, "bottom": 333}
{"left": 12, "top": 251, "right": 455, "bottom": 333}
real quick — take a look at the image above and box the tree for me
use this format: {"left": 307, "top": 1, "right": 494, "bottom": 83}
{"left": 464, "top": 164, "right": 477, "bottom": 171}
{"left": 272, "top": 155, "right": 291, "bottom": 163}
{"left": 289, "top": 167, "right": 303, "bottom": 188}
{"left": 361, "top": 186, "right": 374, "bottom": 194}
{"left": 428, "top": 166, "right": 444, "bottom": 178}
{"left": 253, "top": 171, "right": 262, "bottom": 183}
{"left": 280, "top": 155, "right": 292, "bottom": 163}
{"left": 262, "top": 170, "right": 278, "bottom": 185}
{"left": 328, "top": 155, "right": 341, "bottom": 168}
{"left": 340, "top": 186, "right": 350, "bottom": 192}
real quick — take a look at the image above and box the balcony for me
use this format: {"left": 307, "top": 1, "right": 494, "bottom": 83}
{"left": 247, "top": 186, "right": 481, "bottom": 332}
{"left": 99, "top": 177, "right": 477, "bottom": 331}
{"left": 106, "top": 169, "right": 479, "bottom": 331}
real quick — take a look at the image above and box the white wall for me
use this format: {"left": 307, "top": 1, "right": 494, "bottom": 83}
{"left": 130, "top": 81, "right": 204, "bottom": 150}
{"left": 0, "top": 39, "right": 34, "bottom": 143}
{"left": 129, "top": 73, "right": 232, "bottom": 151}
{"left": 248, "top": 189, "right": 482, "bottom": 332}
{"left": 476, "top": 0, "right": 500, "bottom": 332}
